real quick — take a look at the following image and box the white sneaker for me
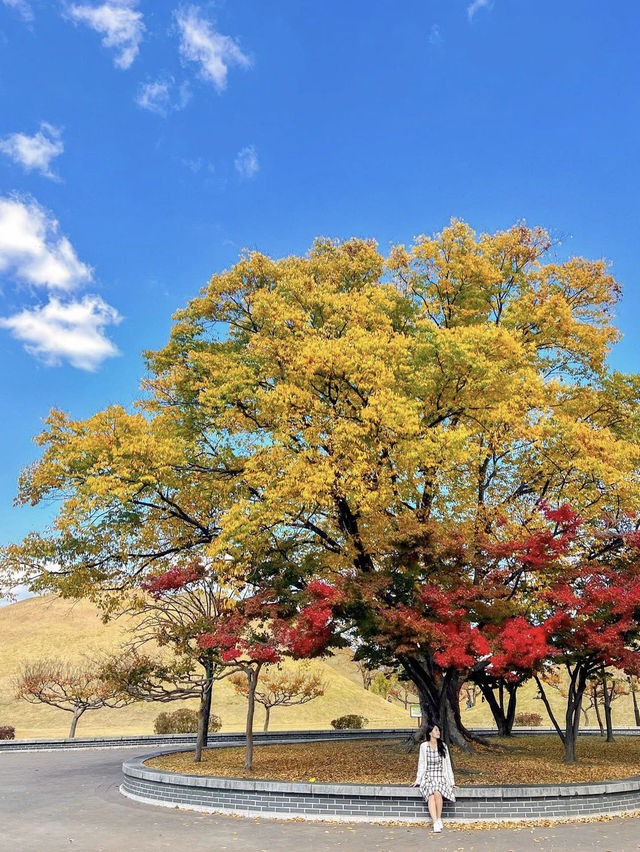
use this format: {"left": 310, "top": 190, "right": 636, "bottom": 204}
{"left": 433, "top": 819, "right": 443, "bottom": 832}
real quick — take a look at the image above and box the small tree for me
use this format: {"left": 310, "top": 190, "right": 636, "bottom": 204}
{"left": 627, "top": 674, "right": 640, "bottom": 727}
{"left": 369, "top": 671, "right": 394, "bottom": 700}
{"left": 103, "top": 561, "right": 246, "bottom": 763}
{"left": 390, "top": 681, "right": 418, "bottom": 711}
{"left": 230, "top": 667, "right": 325, "bottom": 731}
{"left": 198, "top": 581, "right": 340, "bottom": 769}
{"left": 534, "top": 562, "right": 640, "bottom": 764}
{"left": 460, "top": 682, "right": 481, "bottom": 710}
{"left": 356, "top": 660, "right": 374, "bottom": 691}
{"left": 584, "top": 669, "right": 628, "bottom": 738}
{"left": 101, "top": 649, "right": 234, "bottom": 761}
{"left": 14, "top": 658, "right": 133, "bottom": 738}
{"left": 369, "top": 670, "right": 418, "bottom": 709}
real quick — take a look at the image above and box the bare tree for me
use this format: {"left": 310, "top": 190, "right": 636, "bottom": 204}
{"left": 584, "top": 669, "right": 628, "bottom": 739}
{"left": 356, "top": 660, "right": 374, "bottom": 690}
{"left": 14, "top": 658, "right": 134, "bottom": 738}
{"left": 100, "top": 650, "right": 235, "bottom": 761}
{"left": 460, "top": 682, "right": 481, "bottom": 710}
{"left": 628, "top": 675, "right": 640, "bottom": 727}
{"left": 230, "top": 666, "right": 326, "bottom": 731}
{"left": 106, "top": 571, "right": 242, "bottom": 762}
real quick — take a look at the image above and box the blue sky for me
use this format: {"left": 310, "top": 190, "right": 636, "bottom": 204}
{"left": 1, "top": 0, "right": 639, "bottom": 549}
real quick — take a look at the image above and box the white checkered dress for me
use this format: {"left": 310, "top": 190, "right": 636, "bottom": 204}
{"left": 416, "top": 742, "right": 456, "bottom": 802}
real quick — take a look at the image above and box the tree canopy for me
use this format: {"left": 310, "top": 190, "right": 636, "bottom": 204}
{"left": 4, "top": 220, "right": 640, "bottom": 758}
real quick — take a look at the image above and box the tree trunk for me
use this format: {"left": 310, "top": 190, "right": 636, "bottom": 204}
{"left": 478, "top": 681, "right": 510, "bottom": 735}
{"left": 244, "top": 665, "right": 261, "bottom": 771}
{"left": 535, "top": 675, "right": 565, "bottom": 744}
{"left": 194, "top": 660, "right": 215, "bottom": 763}
{"left": 564, "top": 727, "right": 577, "bottom": 763}
{"left": 398, "top": 652, "right": 494, "bottom": 752}
{"left": 601, "top": 666, "right": 614, "bottom": 743}
{"left": 593, "top": 689, "right": 604, "bottom": 736}
{"left": 562, "top": 666, "right": 587, "bottom": 765}
{"left": 400, "top": 654, "right": 474, "bottom": 750}
{"left": 263, "top": 705, "right": 270, "bottom": 732}
{"left": 68, "top": 707, "right": 83, "bottom": 738}
{"left": 505, "top": 682, "right": 518, "bottom": 734}
{"left": 534, "top": 668, "right": 590, "bottom": 762}
{"left": 446, "top": 673, "right": 491, "bottom": 748}
{"left": 201, "top": 659, "right": 214, "bottom": 747}
{"left": 631, "top": 683, "right": 640, "bottom": 727}
{"left": 193, "top": 677, "right": 213, "bottom": 763}
{"left": 475, "top": 675, "right": 519, "bottom": 736}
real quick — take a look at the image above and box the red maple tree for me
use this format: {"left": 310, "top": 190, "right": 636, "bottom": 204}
{"left": 197, "top": 580, "right": 341, "bottom": 768}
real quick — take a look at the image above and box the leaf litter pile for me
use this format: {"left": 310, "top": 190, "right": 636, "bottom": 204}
{"left": 146, "top": 735, "right": 640, "bottom": 785}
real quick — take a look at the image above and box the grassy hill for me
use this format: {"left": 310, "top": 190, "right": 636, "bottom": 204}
{"left": 0, "top": 596, "right": 411, "bottom": 739}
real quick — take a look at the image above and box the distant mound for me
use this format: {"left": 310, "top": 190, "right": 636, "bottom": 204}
{"left": 0, "top": 596, "right": 412, "bottom": 739}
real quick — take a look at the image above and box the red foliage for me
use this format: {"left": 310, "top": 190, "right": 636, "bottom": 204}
{"left": 542, "top": 565, "right": 640, "bottom": 673}
{"left": 487, "top": 502, "right": 581, "bottom": 568}
{"left": 372, "top": 596, "right": 491, "bottom": 671}
{"left": 141, "top": 560, "right": 205, "bottom": 598}
{"left": 488, "top": 617, "right": 549, "bottom": 680}
{"left": 196, "top": 582, "right": 341, "bottom": 667}
{"left": 341, "top": 502, "right": 640, "bottom": 683}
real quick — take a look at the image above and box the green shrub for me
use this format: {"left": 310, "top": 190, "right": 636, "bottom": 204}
{"left": 0, "top": 726, "right": 15, "bottom": 740}
{"left": 330, "top": 714, "right": 368, "bottom": 729}
{"left": 153, "top": 709, "right": 222, "bottom": 735}
{"left": 514, "top": 712, "right": 543, "bottom": 727}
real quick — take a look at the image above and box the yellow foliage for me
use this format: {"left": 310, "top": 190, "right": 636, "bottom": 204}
{"left": 4, "top": 219, "right": 640, "bottom": 637}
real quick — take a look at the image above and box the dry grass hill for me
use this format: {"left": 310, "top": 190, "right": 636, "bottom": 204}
{"left": 0, "top": 596, "right": 411, "bottom": 738}
{"left": 1, "top": 596, "right": 638, "bottom": 739}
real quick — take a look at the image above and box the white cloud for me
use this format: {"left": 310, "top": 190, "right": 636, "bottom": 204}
{"left": 67, "top": 0, "right": 145, "bottom": 69}
{"left": 467, "top": 0, "right": 492, "bottom": 21}
{"left": 0, "top": 196, "right": 120, "bottom": 370}
{"left": 0, "top": 295, "right": 121, "bottom": 370}
{"left": 428, "top": 24, "right": 443, "bottom": 45}
{"left": 0, "top": 123, "right": 64, "bottom": 179}
{"left": 136, "top": 76, "right": 190, "bottom": 116}
{"left": 234, "top": 145, "right": 259, "bottom": 180}
{"left": 0, "top": 197, "right": 92, "bottom": 291}
{"left": 1, "top": 0, "right": 33, "bottom": 22}
{"left": 175, "top": 5, "right": 250, "bottom": 92}
{"left": 182, "top": 156, "right": 214, "bottom": 174}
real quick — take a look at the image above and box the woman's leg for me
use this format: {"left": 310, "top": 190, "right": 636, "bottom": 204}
{"left": 427, "top": 794, "right": 438, "bottom": 823}
{"left": 434, "top": 792, "right": 443, "bottom": 820}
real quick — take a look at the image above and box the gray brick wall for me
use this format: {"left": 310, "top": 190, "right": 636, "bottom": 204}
{"left": 121, "top": 751, "right": 640, "bottom": 823}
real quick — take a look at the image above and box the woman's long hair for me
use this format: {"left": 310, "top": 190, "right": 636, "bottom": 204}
{"left": 424, "top": 723, "right": 447, "bottom": 758}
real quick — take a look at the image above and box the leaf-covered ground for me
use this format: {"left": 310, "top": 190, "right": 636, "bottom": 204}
{"left": 146, "top": 735, "right": 640, "bottom": 785}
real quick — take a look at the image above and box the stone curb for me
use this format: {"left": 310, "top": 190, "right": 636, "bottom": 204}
{"left": 0, "top": 727, "right": 414, "bottom": 751}
{"left": 3, "top": 726, "right": 638, "bottom": 751}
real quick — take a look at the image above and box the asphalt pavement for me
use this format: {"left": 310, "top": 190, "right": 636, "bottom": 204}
{"left": 1, "top": 748, "right": 639, "bottom": 852}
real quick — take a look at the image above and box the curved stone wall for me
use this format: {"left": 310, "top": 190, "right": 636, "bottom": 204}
{"left": 121, "top": 739, "right": 640, "bottom": 823}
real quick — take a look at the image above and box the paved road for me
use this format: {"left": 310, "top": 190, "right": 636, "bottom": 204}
{"left": 1, "top": 749, "right": 639, "bottom": 852}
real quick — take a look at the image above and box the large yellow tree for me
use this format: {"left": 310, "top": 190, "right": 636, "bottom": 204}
{"left": 5, "top": 221, "right": 640, "bottom": 746}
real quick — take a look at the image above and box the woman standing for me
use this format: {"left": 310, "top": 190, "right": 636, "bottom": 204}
{"left": 413, "top": 723, "right": 456, "bottom": 832}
